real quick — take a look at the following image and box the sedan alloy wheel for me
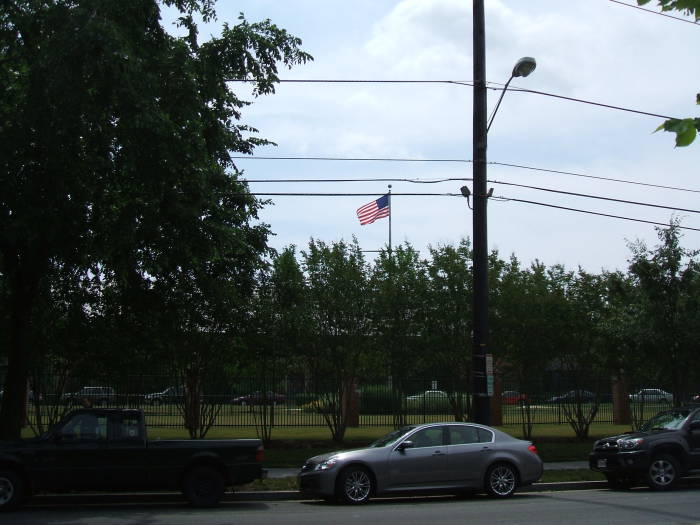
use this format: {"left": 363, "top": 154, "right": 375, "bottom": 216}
{"left": 486, "top": 463, "right": 517, "bottom": 497}
{"left": 339, "top": 467, "right": 372, "bottom": 504}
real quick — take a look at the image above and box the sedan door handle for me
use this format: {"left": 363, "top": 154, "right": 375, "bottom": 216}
{"left": 481, "top": 446, "right": 492, "bottom": 452}
{"left": 432, "top": 450, "right": 445, "bottom": 456}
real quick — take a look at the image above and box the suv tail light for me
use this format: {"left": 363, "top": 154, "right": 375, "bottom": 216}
{"left": 256, "top": 445, "right": 265, "bottom": 463}
{"left": 528, "top": 444, "right": 538, "bottom": 455}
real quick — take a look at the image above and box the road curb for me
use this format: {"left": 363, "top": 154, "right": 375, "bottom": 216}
{"left": 29, "top": 481, "right": 607, "bottom": 507}
{"left": 233, "top": 481, "right": 609, "bottom": 500}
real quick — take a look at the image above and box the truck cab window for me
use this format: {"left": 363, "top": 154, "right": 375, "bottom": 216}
{"left": 61, "top": 413, "right": 107, "bottom": 441}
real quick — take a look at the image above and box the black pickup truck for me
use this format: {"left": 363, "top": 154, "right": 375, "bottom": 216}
{"left": 589, "top": 405, "right": 700, "bottom": 490}
{"left": 0, "top": 408, "right": 264, "bottom": 510}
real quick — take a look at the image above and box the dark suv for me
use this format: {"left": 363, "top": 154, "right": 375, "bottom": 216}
{"left": 589, "top": 405, "right": 700, "bottom": 489}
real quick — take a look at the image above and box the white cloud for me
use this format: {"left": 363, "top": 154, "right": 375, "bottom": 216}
{"left": 198, "top": 0, "right": 700, "bottom": 272}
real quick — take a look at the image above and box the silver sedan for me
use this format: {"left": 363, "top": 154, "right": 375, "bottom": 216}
{"left": 298, "top": 422, "right": 542, "bottom": 504}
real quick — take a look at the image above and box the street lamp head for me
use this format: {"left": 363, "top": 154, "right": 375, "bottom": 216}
{"left": 512, "top": 57, "right": 536, "bottom": 78}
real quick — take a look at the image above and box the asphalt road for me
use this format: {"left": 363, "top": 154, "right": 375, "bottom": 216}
{"left": 5, "top": 487, "right": 700, "bottom": 525}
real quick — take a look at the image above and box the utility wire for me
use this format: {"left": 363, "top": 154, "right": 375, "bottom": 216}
{"left": 242, "top": 177, "right": 470, "bottom": 184}
{"left": 228, "top": 79, "right": 474, "bottom": 85}
{"left": 506, "top": 86, "right": 674, "bottom": 120}
{"left": 243, "top": 184, "right": 700, "bottom": 215}
{"left": 234, "top": 155, "right": 470, "bottom": 163}
{"left": 227, "top": 79, "right": 678, "bottom": 120}
{"left": 494, "top": 195, "right": 700, "bottom": 232}
{"left": 246, "top": 192, "right": 456, "bottom": 196}
{"left": 608, "top": 0, "right": 700, "bottom": 25}
{"left": 239, "top": 191, "right": 699, "bottom": 231}
{"left": 490, "top": 161, "right": 700, "bottom": 194}
{"left": 233, "top": 155, "right": 700, "bottom": 194}
{"left": 490, "top": 179, "right": 700, "bottom": 214}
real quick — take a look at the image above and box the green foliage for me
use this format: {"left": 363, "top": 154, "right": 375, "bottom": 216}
{"left": 0, "top": 0, "right": 311, "bottom": 439}
{"left": 638, "top": 0, "right": 700, "bottom": 19}
{"left": 638, "top": 1, "right": 699, "bottom": 145}
{"left": 656, "top": 118, "right": 699, "bottom": 147}
{"left": 359, "top": 385, "right": 404, "bottom": 415}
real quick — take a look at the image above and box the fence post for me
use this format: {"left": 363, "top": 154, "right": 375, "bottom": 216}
{"left": 489, "top": 373, "right": 503, "bottom": 426}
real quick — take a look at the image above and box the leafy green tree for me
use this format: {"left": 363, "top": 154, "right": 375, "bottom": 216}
{"left": 638, "top": 1, "right": 699, "bottom": 146}
{"left": 243, "top": 247, "right": 308, "bottom": 445}
{"left": 369, "top": 243, "right": 428, "bottom": 427}
{"left": 301, "top": 239, "right": 372, "bottom": 442}
{"left": 423, "top": 241, "right": 474, "bottom": 421}
{"left": 0, "top": 0, "right": 310, "bottom": 439}
{"left": 627, "top": 221, "right": 699, "bottom": 403}
{"left": 491, "top": 258, "right": 559, "bottom": 438}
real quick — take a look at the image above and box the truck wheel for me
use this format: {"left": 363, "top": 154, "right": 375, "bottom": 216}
{"left": 646, "top": 454, "right": 680, "bottom": 490}
{"left": 605, "top": 473, "right": 636, "bottom": 489}
{"left": 0, "top": 469, "right": 25, "bottom": 511}
{"left": 485, "top": 463, "right": 518, "bottom": 498}
{"left": 183, "top": 466, "right": 225, "bottom": 507}
{"left": 337, "top": 466, "right": 373, "bottom": 504}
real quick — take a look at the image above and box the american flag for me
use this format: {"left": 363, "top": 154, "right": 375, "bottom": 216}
{"left": 356, "top": 195, "right": 390, "bottom": 225}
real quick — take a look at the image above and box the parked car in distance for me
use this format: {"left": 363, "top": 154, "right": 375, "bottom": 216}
{"left": 629, "top": 388, "right": 672, "bottom": 404}
{"left": 61, "top": 386, "right": 116, "bottom": 407}
{"left": 405, "top": 390, "right": 448, "bottom": 401}
{"left": 299, "top": 422, "right": 542, "bottom": 504}
{"left": 501, "top": 391, "right": 528, "bottom": 405}
{"left": 231, "top": 391, "right": 286, "bottom": 406}
{"left": 143, "top": 386, "right": 184, "bottom": 405}
{"left": 548, "top": 390, "right": 595, "bottom": 403}
{"left": 590, "top": 405, "right": 700, "bottom": 490}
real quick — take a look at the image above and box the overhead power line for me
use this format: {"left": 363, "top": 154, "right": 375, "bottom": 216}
{"left": 240, "top": 175, "right": 700, "bottom": 214}
{"left": 494, "top": 195, "right": 700, "bottom": 232}
{"left": 490, "top": 179, "right": 700, "bottom": 214}
{"left": 608, "top": 0, "right": 700, "bottom": 25}
{"left": 227, "top": 78, "right": 678, "bottom": 120}
{"left": 233, "top": 155, "right": 700, "bottom": 194}
{"left": 239, "top": 191, "right": 699, "bottom": 231}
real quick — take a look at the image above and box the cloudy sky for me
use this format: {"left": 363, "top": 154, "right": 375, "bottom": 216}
{"left": 167, "top": 0, "right": 699, "bottom": 273}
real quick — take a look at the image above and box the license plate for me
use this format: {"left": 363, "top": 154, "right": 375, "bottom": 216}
{"left": 597, "top": 459, "right": 607, "bottom": 468}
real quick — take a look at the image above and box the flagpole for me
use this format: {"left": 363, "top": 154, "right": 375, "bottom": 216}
{"left": 388, "top": 185, "right": 392, "bottom": 257}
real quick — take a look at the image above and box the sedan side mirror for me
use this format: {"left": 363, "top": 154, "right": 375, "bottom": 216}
{"left": 397, "top": 441, "right": 414, "bottom": 452}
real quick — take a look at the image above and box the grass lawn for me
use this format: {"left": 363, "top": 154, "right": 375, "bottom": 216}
{"left": 21, "top": 403, "right": 650, "bottom": 466}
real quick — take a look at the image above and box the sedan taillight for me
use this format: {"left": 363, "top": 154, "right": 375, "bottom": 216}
{"left": 528, "top": 444, "right": 538, "bottom": 455}
{"left": 256, "top": 445, "right": 265, "bottom": 463}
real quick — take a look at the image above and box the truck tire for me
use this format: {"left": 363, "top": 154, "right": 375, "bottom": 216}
{"left": 646, "top": 454, "right": 680, "bottom": 491}
{"left": 183, "top": 466, "right": 225, "bottom": 507}
{"left": 605, "top": 473, "right": 636, "bottom": 489}
{"left": 0, "top": 469, "right": 25, "bottom": 511}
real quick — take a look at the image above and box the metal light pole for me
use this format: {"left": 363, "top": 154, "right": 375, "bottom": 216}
{"left": 471, "top": 0, "right": 536, "bottom": 425}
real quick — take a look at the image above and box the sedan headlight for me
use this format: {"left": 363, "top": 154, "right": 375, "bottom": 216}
{"left": 617, "top": 437, "right": 644, "bottom": 450}
{"left": 315, "top": 456, "right": 340, "bottom": 471}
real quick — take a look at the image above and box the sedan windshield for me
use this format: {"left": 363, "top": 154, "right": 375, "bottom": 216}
{"left": 368, "top": 426, "right": 416, "bottom": 448}
{"left": 639, "top": 410, "right": 690, "bottom": 432}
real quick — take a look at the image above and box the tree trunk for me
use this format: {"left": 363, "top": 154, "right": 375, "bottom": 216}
{"left": 0, "top": 255, "right": 43, "bottom": 440}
